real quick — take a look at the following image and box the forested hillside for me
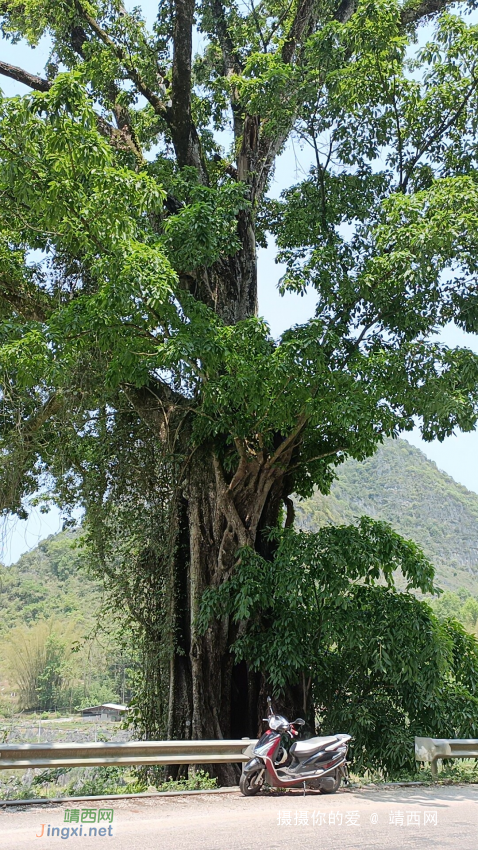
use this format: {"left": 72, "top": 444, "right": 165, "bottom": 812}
{"left": 295, "top": 438, "right": 478, "bottom": 594}
{"left": 0, "top": 533, "right": 131, "bottom": 714}
{"left": 0, "top": 531, "right": 100, "bottom": 637}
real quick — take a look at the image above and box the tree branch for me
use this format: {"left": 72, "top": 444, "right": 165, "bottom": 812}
{"left": 66, "top": 23, "right": 145, "bottom": 165}
{"left": 400, "top": 0, "right": 453, "bottom": 28}
{"left": 0, "top": 394, "right": 63, "bottom": 515}
{"left": 209, "top": 0, "right": 243, "bottom": 76}
{"left": 0, "top": 58, "right": 143, "bottom": 161}
{"left": 73, "top": 0, "right": 206, "bottom": 174}
{"left": 250, "top": 0, "right": 268, "bottom": 53}
{"left": 0, "top": 269, "right": 52, "bottom": 322}
{"left": 74, "top": 0, "right": 166, "bottom": 116}
{"left": 266, "top": 413, "right": 308, "bottom": 469}
{"left": 96, "top": 114, "right": 145, "bottom": 163}
{"left": 282, "top": 0, "right": 318, "bottom": 64}
{"left": 207, "top": 0, "right": 244, "bottom": 143}
{"left": 0, "top": 14, "right": 145, "bottom": 165}
{"left": 252, "top": 0, "right": 456, "bottom": 201}
{"left": 213, "top": 454, "right": 252, "bottom": 547}
{"left": 123, "top": 380, "right": 188, "bottom": 446}
{"left": 0, "top": 60, "right": 51, "bottom": 92}
{"left": 335, "top": 0, "right": 454, "bottom": 27}
{"left": 284, "top": 496, "right": 295, "bottom": 528}
{"left": 402, "top": 73, "right": 478, "bottom": 191}
{"left": 170, "top": 0, "right": 208, "bottom": 177}
{"left": 286, "top": 446, "right": 347, "bottom": 474}
{"left": 392, "top": 75, "right": 405, "bottom": 190}
{"left": 335, "top": 0, "right": 357, "bottom": 23}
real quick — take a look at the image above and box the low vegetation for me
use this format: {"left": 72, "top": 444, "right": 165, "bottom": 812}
{"left": 0, "top": 766, "right": 217, "bottom": 801}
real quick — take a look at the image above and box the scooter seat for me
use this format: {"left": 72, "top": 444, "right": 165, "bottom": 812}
{"left": 290, "top": 736, "right": 339, "bottom": 757}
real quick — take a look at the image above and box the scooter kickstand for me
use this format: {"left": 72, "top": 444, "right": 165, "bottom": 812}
{"left": 303, "top": 781, "right": 306, "bottom": 797}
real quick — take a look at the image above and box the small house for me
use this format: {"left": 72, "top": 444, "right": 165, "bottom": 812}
{"left": 80, "top": 703, "right": 128, "bottom": 721}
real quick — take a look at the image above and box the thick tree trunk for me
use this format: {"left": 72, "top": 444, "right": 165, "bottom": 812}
{"left": 164, "top": 446, "right": 289, "bottom": 784}
{"left": 125, "top": 227, "right": 309, "bottom": 781}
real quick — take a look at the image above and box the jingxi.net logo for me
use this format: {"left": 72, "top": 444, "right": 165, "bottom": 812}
{"left": 36, "top": 807, "right": 114, "bottom": 839}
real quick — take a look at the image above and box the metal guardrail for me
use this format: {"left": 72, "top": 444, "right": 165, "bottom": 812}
{"left": 9, "top": 736, "right": 476, "bottom": 777}
{"left": 0, "top": 739, "right": 258, "bottom": 770}
{"left": 415, "top": 736, "right": 478, "bottom": 778}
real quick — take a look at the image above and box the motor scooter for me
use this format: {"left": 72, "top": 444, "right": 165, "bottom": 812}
{"left": 240, "top": 697, "right": 351, "bottom": 796}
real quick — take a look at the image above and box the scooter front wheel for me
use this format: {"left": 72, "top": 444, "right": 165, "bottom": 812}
{"left": 240, "top": 768, "right": 264, "bottom": 796}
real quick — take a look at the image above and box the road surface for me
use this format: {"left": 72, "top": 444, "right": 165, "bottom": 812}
{"left": 1, "top": 785, "right": 477, "bottom": 849}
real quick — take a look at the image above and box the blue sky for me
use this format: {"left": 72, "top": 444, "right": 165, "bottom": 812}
{"left": 1, "top": 5, "right": 478, "bottom": 564}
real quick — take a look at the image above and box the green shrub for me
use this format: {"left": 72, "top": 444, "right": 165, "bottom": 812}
{"left": 155, "top": 770, "right": 218, "bottom": 792}
{"left": 200, "top": 522, "right": 478, "bottom": 778}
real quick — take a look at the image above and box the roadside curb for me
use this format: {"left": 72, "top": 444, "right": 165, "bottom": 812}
{"left": 352, "top": 781, "right": 428, "bottom": 788}
{"left": 0, "top": 787, "right": 240, "bottom": 807}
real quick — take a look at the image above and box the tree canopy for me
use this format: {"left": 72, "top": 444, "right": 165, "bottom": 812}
{"left": 3, "top": 1, "right": 478, "bottom": 512}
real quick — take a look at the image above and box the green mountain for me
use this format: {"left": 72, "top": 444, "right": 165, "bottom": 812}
{"left": 295, "top": 437, "right": 478, "bottom": 595}
{"left": 0, "top": 533, "right": 131, "bottom": 715}
{"left": 0, "top": 530, "right": 102, "bottom": 638}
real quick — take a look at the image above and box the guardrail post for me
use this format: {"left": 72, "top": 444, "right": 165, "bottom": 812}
{"left": 415, "top": 737, "right": 478, "bottom": 779}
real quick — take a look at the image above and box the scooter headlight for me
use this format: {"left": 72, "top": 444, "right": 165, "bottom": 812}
{"left": 269, "top": 715, "right": 289, "bottom": 731}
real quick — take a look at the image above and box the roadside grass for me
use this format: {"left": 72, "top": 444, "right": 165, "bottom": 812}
{"left": 3, "top": 762, "right": 478, "bottom": 800}
{"left": 0, "top": 713, "right": 219, "bottom": 800}
{"left": 0, "top": 766, "right": 218, "bottom": 800}
{"left": 348, "top": 760, "right": 478, "bottom": 786}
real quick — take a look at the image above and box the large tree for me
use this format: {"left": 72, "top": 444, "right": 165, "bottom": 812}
{"left": 3, "top": 0, "right": 478, "bottom": 777}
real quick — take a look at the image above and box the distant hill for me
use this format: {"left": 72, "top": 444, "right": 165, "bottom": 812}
{"left": 0, "top": 533, "right": 126, "bottom": 715}
{"left": 0, "top": 530, "right": 102, "bottom": 639}
{"left": 295, "top": 438, "right": 478, "bottom": 595}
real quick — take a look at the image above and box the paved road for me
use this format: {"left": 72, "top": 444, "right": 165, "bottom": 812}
{"left": 1, "top": 785, "right": 477, "bottom": 849}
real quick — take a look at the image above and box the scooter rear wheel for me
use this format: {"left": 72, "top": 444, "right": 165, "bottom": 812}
{"left": 240, "top": 768, "right": 264, "bottom": 796}
{"left": 319, "top": 770, "right": 341, "bottom": 794}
